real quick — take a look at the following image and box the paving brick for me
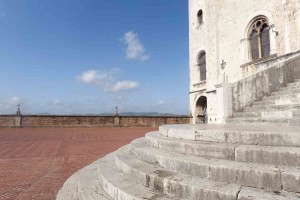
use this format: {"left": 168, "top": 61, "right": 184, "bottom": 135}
{"left": 0, "top": 127, "right": 154, "bottom": 200}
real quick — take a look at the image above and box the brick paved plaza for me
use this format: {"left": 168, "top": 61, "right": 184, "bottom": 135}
{"left": 0, "top": 127, "right": 156, "bottom": 200}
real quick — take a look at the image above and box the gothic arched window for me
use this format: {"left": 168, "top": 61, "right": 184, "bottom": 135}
{"left": 249, "top": 18, "right": 270, "bottom": 60}
{"left": 198, "top": 51, "right": 206, "bottom": 81}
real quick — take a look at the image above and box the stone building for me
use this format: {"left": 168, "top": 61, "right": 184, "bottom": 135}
{"left": 189, "top": 0, "right": 300, "bottom": 124}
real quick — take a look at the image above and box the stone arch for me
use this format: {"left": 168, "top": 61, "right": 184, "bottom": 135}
{"left": 248, "top": 16, "right": 270, "bottom": 60}
{"left": 243, "top": 11, "right": 274, "bottom": 39}
{"left": 195, "top": 96, "right": 207, "bottom": 124}
{"left": 240, "top": 11, "right": 276, "bottom": 63}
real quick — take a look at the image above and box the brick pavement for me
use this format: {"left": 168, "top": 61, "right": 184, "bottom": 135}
{"left": 0, "top": 127, "right": 156, "bottom": 200}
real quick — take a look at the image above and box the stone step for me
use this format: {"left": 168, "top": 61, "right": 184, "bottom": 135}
{"left": 233, "top": 110, "right": 300, "bottom": 118}
{"left": 263, "top": 93, "right": 300, "bottom": 101}
{"left": 286, "top": 81, "right": 300, "bottom": 88}
{"left": 252, "top": 100, "right": 275, "bottom": 106}
{"left": 56, "top": 162, "right": 111, "bottom": 200}
{"left": 115, "top": 146, "right": 241, "bottom": 200}
{"left": 252, "top": 98, "right": 300, "bottom": 107}
{"left": 235, "top": 145, "right": 300, "bottom": 166}
{"left": 271, "top": 88, "right": 300, "bottom": 96}
{"left": 280, "top": 84, "right": 300, "bottom": 91}
{"left": 243, "top": 104, "right": 300, "bottom": 112}
{"left": 233, "top": 111, "right": 262, "bottom": 118}
{"left": 289, "top": 118, "right": 300, "bottom": 126}
{"left": 131, "top": 138, "right": 300, "bottom": 192}
{"left": 146, "top": 131, "right": 300, "bottom": 167}
{"left": 145, "top": 131, "right": 236, "bottom": 160}
{"left": 159, "top": 124, "right": 300, "bottom": 147}
{"left": 238, "top": 187, "right": 299, "bottom": 200}
{"left": 225, "top": 117, "right": 289, "bottom": 125}
{"left": 97, "top": 153, "right": 177, "bottom": 200}
{"left": 227, "top": 117, "right": 300, "bottom": 126}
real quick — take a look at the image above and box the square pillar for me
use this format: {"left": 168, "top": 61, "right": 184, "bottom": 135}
{"left": 214, "top": 82, "right": 233, "bottom": 124}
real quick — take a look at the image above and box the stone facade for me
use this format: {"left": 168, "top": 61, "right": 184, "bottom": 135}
{"left": 189, "top": 0, "right": 300, "bottom": 124}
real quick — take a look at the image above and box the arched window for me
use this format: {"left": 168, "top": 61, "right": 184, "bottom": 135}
{"left": 198, "top": 52, "right": 206, "bottom": 81}
{"left": 197, "top": 10, "right": 203, "bottom": 25}
{"left": 249, "top": 18, "right": 270, "bottom": 60}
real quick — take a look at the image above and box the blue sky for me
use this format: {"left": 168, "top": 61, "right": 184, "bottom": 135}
{"left": 0, "top": 0, "right": 189, "bottom": 115}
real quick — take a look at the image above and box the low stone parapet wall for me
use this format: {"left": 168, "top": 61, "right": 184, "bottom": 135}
{"left": 0, "top": 115, "right": 191, "bottom": 128}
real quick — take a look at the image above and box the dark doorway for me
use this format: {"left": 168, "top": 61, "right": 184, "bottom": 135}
{"left": 195, "top": 96, "right": 207, "bottom": 124}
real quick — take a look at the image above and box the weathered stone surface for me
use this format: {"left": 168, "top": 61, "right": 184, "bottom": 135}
{"left": 159, "top": 124, "right": 300, "bottom": 147}
{"left": 56, "top": 164, "right": 111, "bottom": 200}
{"left": 98, "top": 153, "right": 177, "bottom": 200}
{"left": 238, "top": 187, "right": 300, "bottom": 200}
{"left": 58, "top": 124, "right": 300, "bottom": 200}
{"left": 131, "top": 138, "right": 285, "bottom": 192}
{"left": 281, "top": 168, "right": 300, "bottom": 192}
{"left": 115, "top": 146, "right": 240, "bottom": 200}
{"left": 235, "top": 145, "right": 300, "bottom": 166}
{"left": 146, "top": 131, "right": 236, "bottom": 160}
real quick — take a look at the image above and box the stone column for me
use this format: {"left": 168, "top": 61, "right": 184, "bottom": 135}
{"left": 214, "top": 82, "right": 233, "bottom": 124}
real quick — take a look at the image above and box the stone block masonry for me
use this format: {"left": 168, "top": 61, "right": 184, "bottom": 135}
{"left": 0, "top": 115, "right": 191, "bottom": 128}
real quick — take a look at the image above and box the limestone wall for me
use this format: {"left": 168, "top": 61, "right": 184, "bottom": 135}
{"left": 0, "top": 115, "right": 191, "bottom": 128}
{"left": 0, "top": 115, "right": 20, "bottom": 127}
{"left": 232, "top": 55, "right": 300, "bottom": 112}
{"left": 189, "top": 0, "right": 300, "bottom": 122}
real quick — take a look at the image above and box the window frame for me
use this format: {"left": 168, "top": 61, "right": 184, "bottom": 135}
{"left": 248, "top": 17, "right": 270, "bottom": 61}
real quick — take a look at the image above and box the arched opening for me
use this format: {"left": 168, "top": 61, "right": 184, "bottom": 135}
{"left": 195, "top": 96, "right": 207, "bottom": 124}
{"left": 249, "top": 17, "right": 270, "bottom": 60}
{"left": 197, "top": 51, "right": 206, "bottom": 81}
{"left": 197, "top": 10, "right": 203, "bottom": 25}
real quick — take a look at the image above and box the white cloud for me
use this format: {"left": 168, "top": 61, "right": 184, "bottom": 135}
{"left": 157, "top": 100, "right": 166, "bottom": 105}
{"left": 76, "top": 69, "right": 117, "bottom": 90}
{"left": 9, "top": 96, "right": 21, "bottom": 104}
{"left": 52, "top": 100, "right": 61, "bottom": 104}
{"left": 122, "top": 31, "right": 150, "bottom": 61}
{"left": 77, "top": 69, "right": 139, "bottom": 93}
{"left": 109, "top": 81, "right": 139, "bottom": 93}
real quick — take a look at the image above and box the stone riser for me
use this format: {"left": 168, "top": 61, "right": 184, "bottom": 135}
{"left": 233, "top": 110, "right": 300, "bottom": 118}
{"left": 252, "top": 98, "right": 300, "bottom": 107}
{"left": 115, "top": 146, "right": 240, "bottom": 200}
{"left": 243, "top": 104, "right": 300, "bottom": 112}
{"left": 159, "top": 125, "right": 300, "bottom": 147}
{"left": 98, "top": 153, "right": 176, "bottom": 200}
{"left": 146, "top": 132, "right": 300, "bottom": 167}
{"left": 146, "top": 131, "right": 237, "bottom": 160}
{"left": 233, "top": 111, "right": 262, "bottom": 118}
{"left": 286, "top": 81, "right": 300, "bottom": 87}
{"left": 225, "top": 118, "right": 290, "bottom": 125}
{"left": 271, "top": 89, "right": 300, "bottom": 96}
{"left": 279, "top": 85, "right": 300, "bottom": 91}
{"left": 131, "top": 138, "right": 300, "bottom": 193}
{"left": 263, "top": 93, "right": 300, "bottom": 101}
{"left": 115, "top": 146, "right": 299, "bottom": 200}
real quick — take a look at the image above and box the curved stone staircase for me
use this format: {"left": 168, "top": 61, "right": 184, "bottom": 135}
{"left": 227, "top": 79, "right": 300, "bottom": 126}
{"left": 57, "top": 124, "right": 300, "bottom": 200}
